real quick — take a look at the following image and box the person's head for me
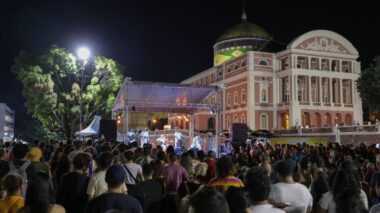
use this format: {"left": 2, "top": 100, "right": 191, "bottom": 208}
{"left": 98, "top": 152, "right": 114, "bottom": 171}
{"left": 73, "top": 152, "right": 92, "bottom": 172}
{"left": 142, "top": 163, "right": 154, "bottom": 179}
{"left": 343, "top": 149, "right": 354, "bottom": 162}
{"left": 74, "top": 140, "right": 83, "bottom": 150}
{"left": 260, "top": 161, "right": 272, "bottom": 177}
{"left": 189, "top": 187, "right": 230, "bottom": 213}
{"left": 143, "top": 146, "right": 152, "bottom": 156}
{"left": 156, "top": 151, "right": 165, "bottom": 161}
{"left": 28, "top": 147, "right": 43, "bottom": 162}
{"left": 193, "top": 162, "right": 208, "bottom": 180}
{"left": 375, "top": 154, "right": 380, "bottom": 169}
{"left": 166, "top": 145, "right": 174, "bottom": 155}
{"left": 169, "top": 153, "right": 179, "bottom": 163}
{"left": 12, "top": 143, "right": 29, "bottom": 160}
{"left": 196, "top": 150, "right": 205, "bottom": 161}
{"left": 2, "top": 174, "right": 23, "bottom": 195}
{"left": 216, "top": 156, "right": 235, "bottom": 178}
{"left": 207, "top": 150, "right": 216, "bottom": 159}
{"left": 86, "top": 139, "right": 93, "bottom": 147}
{"left": 245, "top": 167, "right": 270, "bottom": 202}
{"left": 333, "top": 161, "right": 365, "bottom": 213}
{"left": 275, "top": 160, "right": 295, "bottom": 180}
{"left": 25, "top": 172, "right": 54, "bottom": 213}
{"left": 124, "top": 150, "right": 135, "bottom": 162}
{"left": 309, "top": 155, "right": 324, "bottom": 171}
{"left": 105, "top": 165, "right": 126, "bottom": 189}
{"left": 225, "top": 187, "right": 249, "bottom": 213}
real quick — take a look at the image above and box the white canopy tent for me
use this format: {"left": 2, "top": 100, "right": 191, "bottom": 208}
{"left": 112, "top": 78, "right": 222, "bottom": 152}
{"left": 75, "top": 115, "right": 101, "bottom": 137}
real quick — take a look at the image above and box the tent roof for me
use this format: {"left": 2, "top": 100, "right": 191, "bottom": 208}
{"left": 113, "top": 79, "right": 220, "bottom": 114}
{"left": 75, "top": 116, "right": 101, "bottom": 136}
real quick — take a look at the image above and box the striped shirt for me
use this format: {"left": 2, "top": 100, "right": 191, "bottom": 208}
{"left": 208, "top": 176, "right": 244, "bottom": 193}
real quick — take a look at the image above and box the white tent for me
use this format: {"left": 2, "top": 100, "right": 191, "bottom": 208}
{"left": 75, "top": 116, "right": 101, "bottom": 137}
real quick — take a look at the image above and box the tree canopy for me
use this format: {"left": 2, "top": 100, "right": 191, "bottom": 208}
{"left": 357, "top": 56, "right": 380, "bottom": 113}
{"left": 13, "top": 45, "right": 124, "bottom": 139}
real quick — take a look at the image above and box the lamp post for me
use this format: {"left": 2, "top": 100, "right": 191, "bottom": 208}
{"left": 77, "top": 47, "right": 90, "bottom": 131}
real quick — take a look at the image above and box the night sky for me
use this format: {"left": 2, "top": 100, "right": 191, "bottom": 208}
{"left": 1, "top": 0, "right": 379, "bottom": 131}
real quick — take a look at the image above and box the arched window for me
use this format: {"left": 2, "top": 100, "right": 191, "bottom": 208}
{"left": 234, "top": 91, "right": 238, "bottom": 105}
{"left": 241, "top": 89, "right": 246, "bottom": 104}
{"left": 241, "top": 114, "right": 246, "bottom": 124}
{"left": 227, "top": 93, "right": 231, "bottom": 106}
{"left": 234, "top": 114, "right": 238, "bottom": 123}
{"left": 261, "top": 89, "right": 267, "bottom": 102}
{"left": 259, "top": 60, "right": 268, "bottom": 66}
{"left": 260, "top": 114, "right": 268, "bottom": 130}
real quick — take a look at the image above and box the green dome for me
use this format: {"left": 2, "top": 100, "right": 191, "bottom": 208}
{"left": 216, "top": 22, "right": 272, "bottom": 43}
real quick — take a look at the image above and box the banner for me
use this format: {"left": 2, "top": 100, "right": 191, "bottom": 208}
{"left": 270, "top": 137, "right": 328, "bottom": 147}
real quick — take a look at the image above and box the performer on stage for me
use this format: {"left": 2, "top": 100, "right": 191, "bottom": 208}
{"left": 174, "top": 128, "right": 182, "bottom": 149}
{"left": 156, "top": 134, "right": 168, "bottom": 151}
{"left": 190, "top": 135, "right": 202, "bottom": 151}
{"left": 139, "top": 128, "right": 149, "bottom": 148}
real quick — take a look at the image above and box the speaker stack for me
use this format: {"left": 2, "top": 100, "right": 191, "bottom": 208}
{"left": 230, "top": 123, "right": 248, "bottom": 151}
{"left": 99, "top": 119, "right": 117, "bottom": 141}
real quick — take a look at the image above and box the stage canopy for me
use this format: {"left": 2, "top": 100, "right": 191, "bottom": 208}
{"left": 112, "top": 78, "right": 220, "bottom": 114}
{"left": 75, "top": 115, "right": 101, "bottom": 137}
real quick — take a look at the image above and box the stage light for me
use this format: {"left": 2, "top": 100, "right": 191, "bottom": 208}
{"left": 77, "top": 47, "right": 90, "bottom": 61}
{"left": 152, "top": 119, "right": 157, "bottom": 124}
{"left": 117, "top": 120, "right": 121, "bottom": 124}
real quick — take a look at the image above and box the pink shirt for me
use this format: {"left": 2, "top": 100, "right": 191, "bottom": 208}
{"left": 164, "top": 164, "right": 188, "bottom": 195}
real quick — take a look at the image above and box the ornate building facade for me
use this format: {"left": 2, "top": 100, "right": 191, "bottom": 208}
{"left": 178, "top": 15, "right": 363, "bottom": 131}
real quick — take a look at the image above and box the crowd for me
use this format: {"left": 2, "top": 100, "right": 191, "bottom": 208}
{"left": 0, "top": 138, "right": 380, "bottom": 213}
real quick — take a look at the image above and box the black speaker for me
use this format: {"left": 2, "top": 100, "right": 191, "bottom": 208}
{"left": 231, "top": 123, "right": 248, "bottom": 143}
{"left": 99, "top": 119, "right": 117, "bottom": 141}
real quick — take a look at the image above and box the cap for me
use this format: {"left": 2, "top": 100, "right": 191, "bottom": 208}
{"left": 29, "top": 147, "right": 42, "bottom": 161}
{"left": 105, "top": 165, "right": 126, "bottom": 186}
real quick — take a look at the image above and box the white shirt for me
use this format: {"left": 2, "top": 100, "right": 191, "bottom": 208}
{"left": 140, "top": 131, "right": 149, "bottom": 147}
{"left": 174, "top": 131, "right": 182, "bottom": 140}
{"left": 318, "top": 190, "right": 368, "bottom": 213}
{"left": 123, "top": 162, "right": 142, "bottom": 185}
{"left": 191, "top": 136, "right": 202, "bottom": 149}
{"left": 370, "top": 203, "right": 380, "bottom": 213}
{"left": 250, "top": 204, "right": 286, "bottom": 213}
{"left": 87, "top": 170, "right": 127, "bottom": 197}
{"left": 269, "top": 182, "right": 313, "bottom": 213}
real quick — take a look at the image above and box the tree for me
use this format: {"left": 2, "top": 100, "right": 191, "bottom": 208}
{"left": 13, "top": 45, "right": 124, "bottom": 139}
{"left": 357, "top": 56, "right": 380, "bottom": 116}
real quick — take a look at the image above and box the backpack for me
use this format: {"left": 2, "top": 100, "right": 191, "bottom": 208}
{"left": 178, "top": 183, "right": 205, "bottom": 213}
{"left": 8, "top": 161, "right": 31, "bottom": 198}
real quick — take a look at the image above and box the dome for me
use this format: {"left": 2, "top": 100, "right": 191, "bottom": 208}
{"left": 216, "top": 21, "right": 272, "bottom": 43}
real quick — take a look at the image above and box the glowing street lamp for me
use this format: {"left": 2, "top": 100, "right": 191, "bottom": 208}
{"left": 77, "top": 47, "right": 90, "bottom": 131}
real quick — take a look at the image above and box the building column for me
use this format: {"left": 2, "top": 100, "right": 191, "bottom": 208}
{"left": 319, "top": 77, "right": 323, "bottom": 104}
{"left": 340, "top": 79, "right": 344, "bottom": 104}
{"left": 351, "top": 79, "right": 355, "bottom": 104}
{"left": 308, "top": 57, "right": 311, "bottom": 69}
{"left": 308, "top": 76, "right": 312, "bottom": 103}
{"left": 329, "top": 78, "right": 333, "bottom": 104}
{"left": 294, "top": 75, "right": 298, "bottom": 102}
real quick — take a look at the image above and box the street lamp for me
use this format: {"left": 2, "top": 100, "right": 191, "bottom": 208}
{"left": 77, "top": 47, "right": 90, "bottom": 131}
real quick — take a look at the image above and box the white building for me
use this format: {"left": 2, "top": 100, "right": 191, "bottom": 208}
{"left": 0, "top": 103, "right": 15, "bottom": 141}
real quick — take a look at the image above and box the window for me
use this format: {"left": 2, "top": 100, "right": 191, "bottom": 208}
{"left": 297, "top": 56, "right": 308, "bottom": 69}
{"left": 260, "top": 114, "right": 268, "bottom": 130}
{"left": 311, "top": 58, "right": 319, "bottom": 70}
{"left": 284, "top": 78, "right": 290, "bottom": 102}
{"left": 234, "top": 114, "right": 238, "bottom": 123}
{"left": 261, "top": 89, "right": 267, "bottom": 102}
{"left": 227, "top": 93, "right": 231, "bottom": 106}
{"left": 321, "top": 59, "right": 329, "bottom": 71}
{"left": 241, "top": 61, "right": 246, "bottom": 67}
{"left": 259, "top": 60, "right": 268, "bottom": 66}
{"left": 234, "top": 91, "right": 238, "bottom": 105}
{"left": 211, "top": 97, "right": 215, "bottom": 104}
{"left": 241, "top": 114, "right": 246, "bottom": 124}
{"left": 234, "top": 64, "right": 239, "bottom": 70}
{"left": 241, "top": 89, "right": 246, "bottom": 104}
{"left": 226, "top": 116, "right": 231, "bottom": 129}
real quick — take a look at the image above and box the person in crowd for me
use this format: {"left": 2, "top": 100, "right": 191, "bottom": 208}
{"left": 29, "top": 147, "right": 51, "bottom": 177}
{"left": 365, "top": 162, "right": 376, "bottom": 184}
{"left": 49, "top": 147, "right": 64, "bottom": 173}
{"left": 132, "top": 163, "right": 164, "bottom": 213}
{"left": 85, "top": 165, "right": 143, "bottom": 213}
{"left": 164, "top": 153, "right": 188, "bottom": 195}
{"left": 19, "top": 172, "right": 65, "bottom": 213}
{"left": 370, "top": 172, "right": 380, "bottom": 212}
{"left": 245, "top": 167, "right": 285, "bottom": 213}
{"left": 225, "top": 187, "right": 251, "bottom": 213}
{"left": 188, "top": 187, "right": 230, "bottom": 213}
{"left": 180, "top": 152, "right": 193, "bottom": 177}
{"left": 309, "top": 155, "right": 329, "bottom": 211}
{"left": 317, "top": 161, "right": 367, "bottom": 213}
{"left": 122, "top": 150, "right": 144, "bottom": 194}
{"left": 52, "top": 155, "right": 71, "bottom": 189}
{"left": 135, "top": 145, "right": 153, "bottom": 166}
{"left": 208, "top": 156, "right": 244, "bottom": 193}
{"left": 178, "top": 162, "right": 208, "bottom": 198}
{"left": 0, "top": 174, "right": 24, "bottom": 213}
{"left": 68, "top": 141, "right": 83, "bottom": 160}
{"left": 56, "top": 152, "right": 92, "bottom": 213}
{"left": 370, "top": 154, "right": 380, "bottom": 205}
{"left": 203, "top": 150, "right": 216, "bottom": 183}
{"left": 87, "top": 152, "right": 126, "bottom": 200}
{"left": 268, "top": 160, "right": 313, "bottom": 213}
{"left": 0, "top": 148, "right": 9, "bottom": 179}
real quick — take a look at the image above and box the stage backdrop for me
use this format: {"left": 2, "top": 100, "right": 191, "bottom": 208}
{"left": 270, "top": 137, "right": 328, "bottom": 147}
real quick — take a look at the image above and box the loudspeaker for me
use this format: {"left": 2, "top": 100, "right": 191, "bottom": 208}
{"left": 99, "top": 119, "right": 117, "bottom": 141}
{"left": 231, "top": 123, "right": 248, "bottom": 143}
